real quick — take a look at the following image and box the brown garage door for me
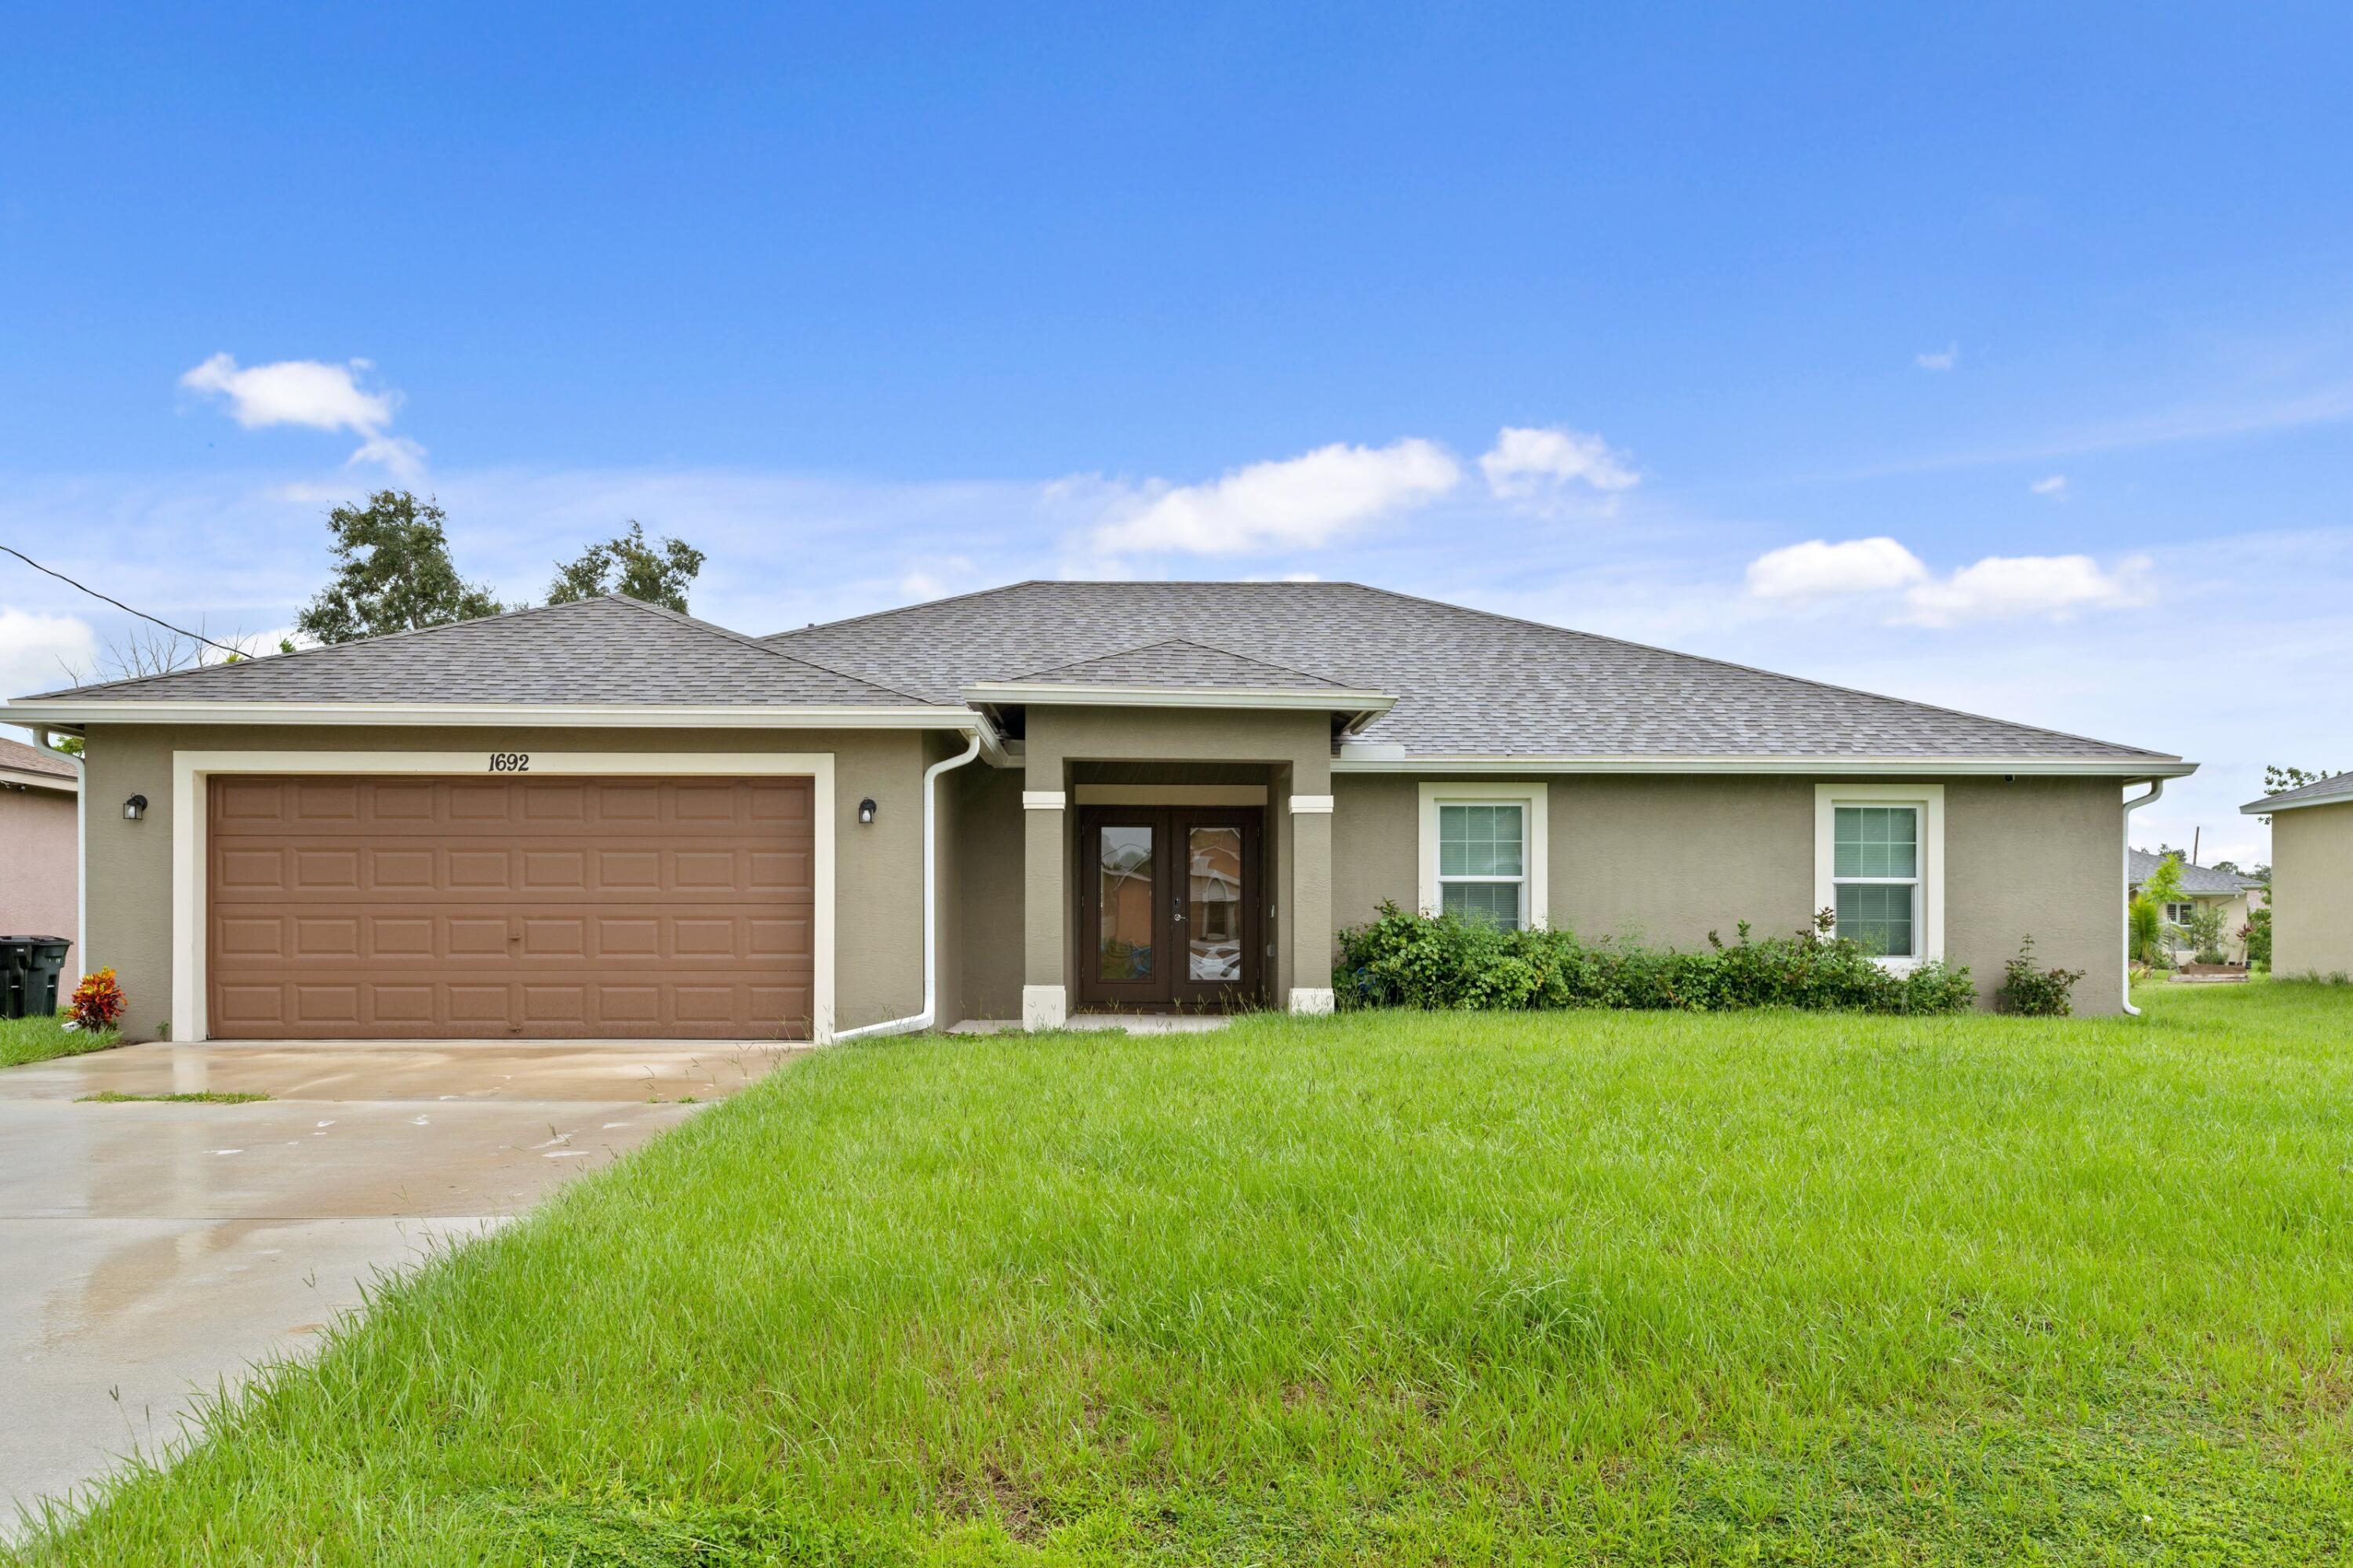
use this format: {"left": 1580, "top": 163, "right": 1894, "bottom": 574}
{"left": 207, "top": 775, "right": 814, "bottom": 1040}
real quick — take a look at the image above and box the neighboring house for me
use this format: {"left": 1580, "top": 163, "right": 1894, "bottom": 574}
{"left": 0, "top": 735, "right": 82, "bottom": 988}
{"left": 2126, "top": 848, "right": 2268, "bottom": 962}
{"left": 2241, "top": 773, "right": 2353, "bottom": 978}
{"left": 0, "top": 584, "right": 2195, "bottom": 1042}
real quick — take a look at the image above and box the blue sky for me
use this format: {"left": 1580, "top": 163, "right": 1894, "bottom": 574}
{"left": 5, "top": 2, "right": 2350, "bottom": 863}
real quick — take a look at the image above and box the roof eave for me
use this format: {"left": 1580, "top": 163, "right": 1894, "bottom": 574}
{"left": 0, "top": 765, "right": 78, "bottom": 793}
{"left": 961, "top": 682, "right": 1398, "bottom": 732}
{"left": 1333, "top": 752, "right": 2198, "bottom": 778}
{"left": 2241, "top": 789, "right": 2353, "bottom": 815}
{"left": 0, "top": 700, "right": 981, "bottom": 731}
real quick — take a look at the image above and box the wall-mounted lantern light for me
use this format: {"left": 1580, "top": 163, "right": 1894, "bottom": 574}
{"left": 857, "top": 797, "right": 878, "bottom": 824}
{"left": 123, "top": 794, "right": 148, "bottom": 822}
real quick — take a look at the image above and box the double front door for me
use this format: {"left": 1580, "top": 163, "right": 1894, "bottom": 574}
{"left": 1077, "top": 806, "right": 1264, "bottom": 1010}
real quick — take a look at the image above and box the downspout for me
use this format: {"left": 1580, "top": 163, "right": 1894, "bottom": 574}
{"left": 38, "top": 728, "right": 86, "bottom": 984}
{"left": 2121, "top": 777, "right": 2165, "bottom": 1017}
{"left": 833, "top": 729, "right": 984, "bottom": 1042}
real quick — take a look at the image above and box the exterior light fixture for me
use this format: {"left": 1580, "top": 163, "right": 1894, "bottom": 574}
{"left": 857, "top": 797, "right": 878, "bottom": 824}
{"left": 123, "top": 794, "right": 148, "bottom": 821}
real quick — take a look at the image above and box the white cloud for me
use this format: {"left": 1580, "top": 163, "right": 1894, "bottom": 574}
{"left": 1916, "top": 344, "right": 1959, "bottom": 371}
{"left": 1089, "top": 438, "right": 1460, "bottom": 556}
{"left": 180, "top": 354, "right": 425, "bottom": 479}
{"left": 1744, "top": 537, "right": 1929, "bottom": 599}
{"left": 0, "top": 606, "right": 98, "bottom": 706}
{"left": 1901, "top": 553, "right": 2150, "bottom": 626}
{"left": 2029, "top": 474, "right": 2069, "bottom": 497}
{"left": 1478, "top": 426, "right": 1640, "bottom": 502}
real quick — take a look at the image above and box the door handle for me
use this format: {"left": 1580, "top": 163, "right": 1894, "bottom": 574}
{"left": 1172, "top": 895, "right": 1186, "bottom": 922}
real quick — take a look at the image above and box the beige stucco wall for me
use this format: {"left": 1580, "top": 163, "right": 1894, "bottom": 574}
{"left": 951, "top": 762, "right": 1025, "bottom": 1020}
{"left": 1331, "top": 773, "right": 2128, "bottom": 1014}
{"left": 78, "top": 723, "right": 936, "bottom": 1042}
{"left": 1, "top": 784, "right": 81, "bottom": 991}
{"left": 2271, "top": 802, "right": 2353, "bottom": 978}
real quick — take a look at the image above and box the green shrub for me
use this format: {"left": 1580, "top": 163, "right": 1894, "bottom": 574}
{"left": 2243, "top": 906, "right": 2273, "bottom": 970}
{"left": 1333, "top": 904, "right": 1975, "bottom": 1015}
{"left": 1995, "top": 937, "right": 2086, "bottom": 1017}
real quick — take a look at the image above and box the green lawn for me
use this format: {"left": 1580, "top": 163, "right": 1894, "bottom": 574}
{"left": 17, "top": 983, "right": 2353, "bottom": 1565}
{"left": 0, "top": 1013, "right": 118, "bottom": 1069}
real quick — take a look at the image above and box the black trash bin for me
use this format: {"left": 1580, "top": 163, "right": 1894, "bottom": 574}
{"left": 0, "top": 937, "right": 27, "bottom": 1020}
{"left": 1, "top": 937, "right": 71, "bottom": 1020}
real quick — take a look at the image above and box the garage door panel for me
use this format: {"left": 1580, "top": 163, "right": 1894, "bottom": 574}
{"left": 293, "top": 848, "right": 362, "bottom": 892}
{"left": 447, "top": 849, "right": 512, "bottom": 890}
{"left": 209, "top": 775, "right": 814, "bottom": 1040}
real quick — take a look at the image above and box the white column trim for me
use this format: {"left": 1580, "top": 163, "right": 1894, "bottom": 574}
{"left": 1021, "top": 790, "right": 1067, "bottom": 810}
{"left": 169, "top": 750, "right": 837, "bottom": 1045}
{"left": 1287, "top": 793, "right": 1335, "bottom": 813}
{"left": 1288, "top": 985, "right": 1336, "bottom": 1015}
{"left": 1021, "top": 984, "right": 1068, "bottom": 1030}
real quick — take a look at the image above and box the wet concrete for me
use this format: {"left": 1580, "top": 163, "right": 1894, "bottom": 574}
{"left": 0, "top": 1039, "right": 798, "bottom": 1532}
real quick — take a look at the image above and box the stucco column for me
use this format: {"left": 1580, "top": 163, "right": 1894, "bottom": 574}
{"left": 1287, "top": 791, "right": 1336, "bottom": 1013}
{"left": 1021, "top": 780, "right": 1068, "bottom": 1029}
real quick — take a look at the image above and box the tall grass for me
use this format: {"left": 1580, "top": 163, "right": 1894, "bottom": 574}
{"left": 16, "top": 982, "right": 2353, "bottom": 1564}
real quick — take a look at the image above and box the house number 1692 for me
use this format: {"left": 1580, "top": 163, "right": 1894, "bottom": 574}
{"left": 486, "top": 753, "right": 532, "bottom": 773}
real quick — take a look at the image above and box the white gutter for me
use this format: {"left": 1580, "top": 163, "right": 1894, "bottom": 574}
{"left": 833, "top": 730, "right": 985, "bottom": 1042}
{"left": 0, "top": 700, "right": 980, "bottom": 730}
{"left": 2121, "top": 778, "right": 2165, "bottom": 1017}
{"left": 1333, "top": 754, "right": 2198, "bottom": 778}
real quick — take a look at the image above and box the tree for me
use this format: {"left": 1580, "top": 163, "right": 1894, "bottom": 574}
{"left": 2130, "top": 852, "right": 2188, "bottom": 967}
{"left": 546, "top": 521, "right": 705, "bottom": 614}
{"left": 2259, "top": 763, "right": 2341, "bottom": 826}
{"left": 296, "top": 491, "right": 506, "bottom": 646}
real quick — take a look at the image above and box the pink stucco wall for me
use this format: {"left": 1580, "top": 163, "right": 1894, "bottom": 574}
{"left": 1, "top": 785, "right": 80, "bottom": 991}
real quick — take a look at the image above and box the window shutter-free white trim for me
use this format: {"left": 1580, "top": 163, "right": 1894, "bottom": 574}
{"left": 1418, "top": 781, "right": 1548, "bottom": 928}
{"left": 1813, "top": 782, "right": 1944, "bottom": 969}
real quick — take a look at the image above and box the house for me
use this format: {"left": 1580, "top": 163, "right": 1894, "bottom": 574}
{"left": 0, "top": 735, "right": 81, "bottom": 990}
{"left": 2126, "top": 848, "right": 2268, "bottom": 962}
{"left": 0, "top": 583, "right": 2195, "bottom": 1041}
{"left": 2240, "top": 772, "right": 2353, "bottom": 978}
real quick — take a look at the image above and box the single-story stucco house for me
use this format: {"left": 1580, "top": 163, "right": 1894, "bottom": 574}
{"left": 2126, "top": 848, "right": 2268, "bottom": 962}
{"left": 2242, "top": 772, "right": 2353, "bottom": 979}
{"left": 0, "top": 734, "right": 82, "bottom": 989}
{"left": 0, "top": 583, "right": 2195, "bottom": 1041}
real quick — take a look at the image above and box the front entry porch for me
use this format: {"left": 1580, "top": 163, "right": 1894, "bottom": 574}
{"left": 1006, "top": 706, "right": 1341, "bottom": 1030}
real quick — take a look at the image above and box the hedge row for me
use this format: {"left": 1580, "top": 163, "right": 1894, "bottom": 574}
{"left": 1332, "top": 903, "right": 1977, "bottom": 1014}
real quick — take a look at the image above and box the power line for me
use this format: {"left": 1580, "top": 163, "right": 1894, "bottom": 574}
{"left": 0, "top": 543, "right": 249, "bottom": 659}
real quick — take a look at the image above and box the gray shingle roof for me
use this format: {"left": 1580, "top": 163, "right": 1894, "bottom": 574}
{"left": 2240, "top": 772, "right": 2353, "bottom": 814}
{"left": 20, "top": 596, "right": 930, "bottom": 708}
{"left": 2128, "top": 849, "right": 2260, "bottom": 895}
{"left": 0, "top": 735, "right": 78, "bottom": 780}
{"left": 766, "top": 580, "right": 2179, "bottom": 762}
{"left": 995, "top": 638, "right": 1356, "bottom": 690}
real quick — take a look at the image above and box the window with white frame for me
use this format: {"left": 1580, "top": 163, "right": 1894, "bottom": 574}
{"left": 2165, "top": 901, "right": 2195, "bottom": 924}
{"left": 1831, "top": 804, "right": 1921, "bottom": 958}
{"left": 1438, "top": 802, "right": 1526, "bottom": 927}
{"left": 1419, "top": 783, "right": 1548, "bottom": 931}
{"left": 1813, "top": 784, "right": 1943, "bottom": 968}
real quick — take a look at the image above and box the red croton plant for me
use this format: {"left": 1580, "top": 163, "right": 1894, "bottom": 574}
{"left": 67, "top": 966, "right": 126, "bottom": 1031}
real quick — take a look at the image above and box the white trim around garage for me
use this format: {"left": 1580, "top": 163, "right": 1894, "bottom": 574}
{"left": 1813, "top": 782, "right": 1944, "bottom": 972}
{"left": 1417, "top": 781, "right": 1549, "bottom": 929}
{"left": 169, "top": 750, "right": 838, "bottom": 1046}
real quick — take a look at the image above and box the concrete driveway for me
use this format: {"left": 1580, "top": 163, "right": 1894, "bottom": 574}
{"left": 0, "top": 1038, "right": 798, "bottom": 1530}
